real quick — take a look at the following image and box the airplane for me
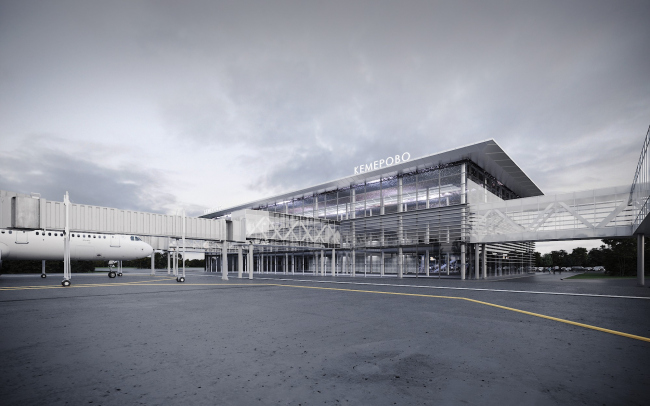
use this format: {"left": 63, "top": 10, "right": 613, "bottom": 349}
{"left": 0, "top": 228, "right": 154, "bottom": 280}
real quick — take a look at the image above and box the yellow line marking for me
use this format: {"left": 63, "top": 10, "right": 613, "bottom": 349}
{"left": 2, "top": 279, "right": 649, "bottom": 343}
{"left": 272, "top": 283, "right": 650, "bottom": 343}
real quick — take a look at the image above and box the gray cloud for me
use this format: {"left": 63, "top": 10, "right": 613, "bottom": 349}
{"left": 0, "top": 0, "right": 649, "bottom": 208}
{"left": 0, "top": 140, "right": 206, "bottom": 215}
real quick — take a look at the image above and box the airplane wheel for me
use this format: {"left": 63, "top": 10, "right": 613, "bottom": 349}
{"left": 109, "top": 271, "right": 116, "bottom": 278}
{"left": 41, "top": 274, "right": 47, "bottom": 278}
{"left": 117, "top": 273, "right": 123, "bottom": 277}
{"left": 62, "top": 279, "right": 71, "bottom": 287}
{"left": 177, "top": 277, "right": 185, "bottom": 283}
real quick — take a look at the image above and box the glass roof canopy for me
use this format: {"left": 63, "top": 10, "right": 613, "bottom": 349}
{"left": 202, "top": 139, "right": 543, "bottom": 219}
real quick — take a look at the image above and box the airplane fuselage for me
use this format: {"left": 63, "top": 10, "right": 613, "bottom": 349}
{"left": 0, "top": 229, "right": 153, "bottom": 261}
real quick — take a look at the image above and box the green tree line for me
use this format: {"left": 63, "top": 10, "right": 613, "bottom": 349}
{"left": 535, "top": 238, "right": 647, "bottom": 276}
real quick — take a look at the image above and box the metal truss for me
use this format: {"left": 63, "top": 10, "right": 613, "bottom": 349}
{"left": 469, "top": 185, "right": 637, "bottom": 243}
{"left": 231, "top": 209, "right": 340, "bottom": 248}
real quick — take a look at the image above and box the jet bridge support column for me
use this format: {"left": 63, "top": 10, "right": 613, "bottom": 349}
{"left": 62, "top": 191, "right": 71, "bottom": 286}
{"left": 638, "top": 234, "right": 645, "bottom": 287}
{"left": 381, "top": 251, "right": 385, "bottom": 277}
{"left": 331, "top": 248, "right": 335, "bottom": 276}
{"left": 167, "top": 251, "right": 170, "bottom": 275}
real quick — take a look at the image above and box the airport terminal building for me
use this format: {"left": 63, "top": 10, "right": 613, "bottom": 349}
{"left": 202, "top": 140, "right": 543, "bottom": 278}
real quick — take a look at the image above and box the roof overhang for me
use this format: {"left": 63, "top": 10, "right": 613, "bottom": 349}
{"left": 202, "top": 139, "right": 543, "bottom": 218}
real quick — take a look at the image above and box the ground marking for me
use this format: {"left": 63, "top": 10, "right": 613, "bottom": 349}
{"left": 255, "top": 277, "right": 650, "bottom": 300}
{"left": 2, "top": 279, "right": 649, "bottom": 342}
{"left": 272, "top": 283, "right": 650, "bottom": 343}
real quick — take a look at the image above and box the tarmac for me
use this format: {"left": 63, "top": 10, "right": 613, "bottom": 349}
{"left": 1, "top": 269, "right": 649, "bottom": 405}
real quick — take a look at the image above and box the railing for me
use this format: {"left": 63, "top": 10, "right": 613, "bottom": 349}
{"left": 630, "top": 125, "right": 650, "bottom": 233}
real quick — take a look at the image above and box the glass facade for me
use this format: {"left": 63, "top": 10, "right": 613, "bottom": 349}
{"left": 206, "top": 159, "right": 535, "bottom": 278}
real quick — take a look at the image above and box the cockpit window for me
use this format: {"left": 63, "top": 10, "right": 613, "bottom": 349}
{"left": 130, "top": 236, "right": 134, "bottom": 241}
{"left": 135, "top": 236, "right": 142, "bottom": 241}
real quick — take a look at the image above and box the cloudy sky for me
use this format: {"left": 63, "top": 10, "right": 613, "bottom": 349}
{"left": 1, "top": 1, "right": 649, "bottom": 253}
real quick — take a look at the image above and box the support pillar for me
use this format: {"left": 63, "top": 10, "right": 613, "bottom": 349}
{"left": 446, "top": 253, "right": 450, "bottom": 276}
{"left": 285, "top": 253, "right": 289, "bottom": 275}
{"left": 222, "top": 242, "right": 229, "bottom": 280}
{"left": 380, "top": 251, "right": 385, "bottom": 277}
{"left": 352, "top": 249, "right": 356, "bottom": 277}
{"left": 475, "top": 244, "right": 479, "bottom": 279}
{"left": 151, "top": 252, "right": 155, "bottom": 276}
{"left": 238, "top": 246, "right": 243, "bottom": 279}
{"left": 425, "top": 250, "right": 430, "bottom": 277}
{"left": 321, "top": 250, "right": 325, "bottom": 276}
{"left": 398, "top": 247, "right": 403, "bottom": 279}
{"left": 248, "top": 244, "right": 254, "bottom": 279}
{"left": 481, "top": 243, "right": 487, "bottom": 279}
{"left": 638, "top": 234, "right": 645, "bottom": 287}
{"left": 461, "top": 243, "right": 466, "bottom": 280}
{"left": 331, "top": 248, "right": 336, "bottom": 276}
{"left": 167, "top": 251, "right": 170, "bottom": 275}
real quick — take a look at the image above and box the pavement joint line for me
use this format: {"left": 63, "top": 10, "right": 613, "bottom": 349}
{"left": 272, "top": 283, "right": 650, "bottom": 343}
{"left": 255, "top": 277, "right": 650, "bottom": 300}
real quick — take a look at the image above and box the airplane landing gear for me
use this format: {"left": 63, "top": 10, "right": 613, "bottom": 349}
{"left": 176, "top": 276, "right": 185, "bottom": 283}
{"left": 41, "top": 274, "right": 47, "bottom": 278}
{"left": 108, "top": 271, "right": 117, "bottom": 278}
{"left": 117, "top": 273, "right": 123, "bottom": 277}
{"left": 62, "top": 279, "right": 71, "bottom": 287}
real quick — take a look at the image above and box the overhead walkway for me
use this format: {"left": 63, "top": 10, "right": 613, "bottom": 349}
{"left": 468, "top": 185, "right": 636, "bottom": 244}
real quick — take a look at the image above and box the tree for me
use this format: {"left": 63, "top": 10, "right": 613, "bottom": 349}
{"left": 550, "top": 250, "right": 568, "bottom": 267}
{"left": 569, "top": 247, "right": 588, "bottom": 267}
{"left": 587, "top": 246, "right": 605, "bottom": 267}
{"left": 601, "top": 238, "right": 637, "bottom": 276}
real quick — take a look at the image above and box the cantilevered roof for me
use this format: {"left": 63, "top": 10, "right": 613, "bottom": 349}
{"left": 202, "top": 139, "right": 543, "bottom": 219}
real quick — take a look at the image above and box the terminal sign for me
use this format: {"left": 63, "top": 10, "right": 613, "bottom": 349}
{"left": 354, "top": 152, "right": 411, "bottom": 175}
